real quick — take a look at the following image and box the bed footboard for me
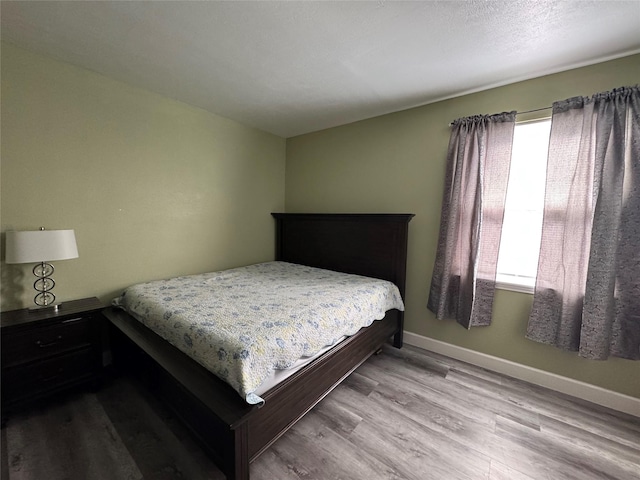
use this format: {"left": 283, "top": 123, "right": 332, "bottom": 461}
{"left": 107, "top": 307, "right": 256, "bottom": 479}
{"left": 106, "top": 307, "right": 401, "bottom": 480}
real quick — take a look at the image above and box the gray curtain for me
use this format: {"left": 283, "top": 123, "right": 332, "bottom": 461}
{"left": 527, "top": 86, "right": 640, "bottom": 360}
{"left": 428, "top": 112, "right": 516, "bottom": 328}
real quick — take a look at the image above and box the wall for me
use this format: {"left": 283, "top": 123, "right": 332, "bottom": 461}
{"left": 1, "top": 43, "right": 286, "bottom": 310}
{"left": 285, "top": 54, "right": 640, "bottom": 398}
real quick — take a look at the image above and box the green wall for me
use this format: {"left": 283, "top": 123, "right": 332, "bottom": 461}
{"left": 1, "top": 43, "right": 286, "bottom": 310}
{"left": 2, "top": 41, "right": 637, "bottom": 398}
{"left": 285, "top": 54, "right": 640, "bottom": 398}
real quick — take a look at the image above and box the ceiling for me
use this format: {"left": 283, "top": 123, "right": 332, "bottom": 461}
{"left": 2, "top": 1, "right": 639, "bottom": 138}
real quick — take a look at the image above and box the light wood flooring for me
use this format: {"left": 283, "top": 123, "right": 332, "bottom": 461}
{"left": 2, "top": 344, "right": 639, "bottom": 480}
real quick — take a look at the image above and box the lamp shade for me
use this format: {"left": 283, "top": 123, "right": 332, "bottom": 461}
{"left": 5, "top": 229, "right": 79, "bottom": 264}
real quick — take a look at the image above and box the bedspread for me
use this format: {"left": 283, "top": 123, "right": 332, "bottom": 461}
{"left": 113, "top": 261, "right": 404, "bottom": 404}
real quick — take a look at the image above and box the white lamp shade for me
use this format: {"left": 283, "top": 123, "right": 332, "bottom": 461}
{"left": 5, "top": 229, "right": 79, "bottom": 264}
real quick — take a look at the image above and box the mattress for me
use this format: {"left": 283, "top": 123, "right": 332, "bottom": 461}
{"left": 113, "top": 261, "right": 404, "bottom": 404}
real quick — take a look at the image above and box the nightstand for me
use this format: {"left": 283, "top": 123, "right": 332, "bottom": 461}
{"left": 1, "top": 297, "right": 105, "bottom": 421}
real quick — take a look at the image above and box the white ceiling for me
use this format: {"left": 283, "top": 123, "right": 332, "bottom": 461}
{"left": 2, "top": 1, "right": 639, "bottom": 138}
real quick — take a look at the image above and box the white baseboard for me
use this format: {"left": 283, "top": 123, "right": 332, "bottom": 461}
{"left": 403, "top": 331, "right": 640, "bottom": 418}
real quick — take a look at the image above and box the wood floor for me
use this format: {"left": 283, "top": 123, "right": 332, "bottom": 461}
{"left": 2, "top": 344, "right": 639, "bottom": 480}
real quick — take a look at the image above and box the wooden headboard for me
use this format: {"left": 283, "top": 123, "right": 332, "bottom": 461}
{"left": 272, "top": 213, "right": 414, "bottom": 300}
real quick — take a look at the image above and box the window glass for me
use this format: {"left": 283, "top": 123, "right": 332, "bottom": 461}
{"left": 496, "top": 119, "right": 551, "bottom": 293}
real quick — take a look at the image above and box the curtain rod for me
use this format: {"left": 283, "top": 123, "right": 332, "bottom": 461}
{"left": 517, "top": 106, "right": 553, "bottom": 115}
{"left": 449, "top": 105, "right": 552, "bottom": 126}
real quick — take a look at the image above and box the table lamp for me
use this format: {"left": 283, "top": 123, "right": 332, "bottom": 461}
{"left": 5, "top": 227, "right": 79, "bottom": 309}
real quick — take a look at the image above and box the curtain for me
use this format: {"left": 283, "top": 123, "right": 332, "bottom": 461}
{"left": 527, "top": 86, "right": 640, "bottom": 360}
{"left": 428, "top": 112, "right": 516, "bottom": 328}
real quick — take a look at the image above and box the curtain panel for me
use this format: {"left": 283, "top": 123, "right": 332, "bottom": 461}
{"left": 527, "top": 86, "right": 640, "bottom": 360}
{"left": 428, "top": 112, "right": 516, "bottom": 328}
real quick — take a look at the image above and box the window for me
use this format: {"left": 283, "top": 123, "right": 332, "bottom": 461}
{"left": 496, "top": 118, "right": 551, "bottom": 293}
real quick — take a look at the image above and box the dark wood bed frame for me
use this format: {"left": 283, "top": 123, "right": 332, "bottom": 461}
{"left": 105, "top": 213, "right": 414, "bottom": 480}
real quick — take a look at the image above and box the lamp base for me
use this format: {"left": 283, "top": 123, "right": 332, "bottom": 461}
{"left": 32, "top": 262, "right": 57, "bottom": 308}
{"left": 28, "top": 303, "right": 61, "bottom": 313}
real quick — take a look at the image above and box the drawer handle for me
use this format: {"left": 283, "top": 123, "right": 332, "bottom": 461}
{"left": 40, "top": 368, "right": 64, "bottom": 383}
{"left": 35, "top": 336, "right": 63, "bottom": 348}
{"left": 62, "top": 317, "right": 83, "bottom": 324}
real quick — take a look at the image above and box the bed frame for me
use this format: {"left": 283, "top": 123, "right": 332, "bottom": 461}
{"left": 105, "top": 213, "right": 413, "bottom": 480}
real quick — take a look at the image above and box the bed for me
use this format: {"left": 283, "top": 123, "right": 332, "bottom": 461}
{"left": 104, "top": 213, "right": 413, "bottom": 480}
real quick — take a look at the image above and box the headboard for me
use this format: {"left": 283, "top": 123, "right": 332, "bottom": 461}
{"left": 271, "top": 213, "right": 414, "bottom": 300}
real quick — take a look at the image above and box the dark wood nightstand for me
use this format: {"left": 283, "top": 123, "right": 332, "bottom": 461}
{"left": 1, "top": 297, "right": 105, "bottom": 421}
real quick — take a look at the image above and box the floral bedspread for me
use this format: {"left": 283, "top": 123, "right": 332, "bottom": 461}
{"left": 113, "top": 261, "right": 404, "bottom": 404}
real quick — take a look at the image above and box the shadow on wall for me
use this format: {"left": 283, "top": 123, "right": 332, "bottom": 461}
{"left": 1, "top": 232, "right": 26, "bottom": 310}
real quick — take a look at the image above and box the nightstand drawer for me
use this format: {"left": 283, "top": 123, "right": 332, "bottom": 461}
{"left": 2, "top": 348, "right": 96, "bottom": 402}
{"left": 1, "top": 317, "right": 92, "bottom": 367}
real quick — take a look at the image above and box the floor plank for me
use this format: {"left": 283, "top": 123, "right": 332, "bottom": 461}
{"left": 2, "top": 344, "right": 638, "bottom": 480}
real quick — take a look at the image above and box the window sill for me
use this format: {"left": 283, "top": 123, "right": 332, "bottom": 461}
{"left": 495, "top": 278, "right": 535, "bottom": 295}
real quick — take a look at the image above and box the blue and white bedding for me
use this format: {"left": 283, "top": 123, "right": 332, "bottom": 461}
{"left": 113, "top": 261, "right": 404, "bottom": 404}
